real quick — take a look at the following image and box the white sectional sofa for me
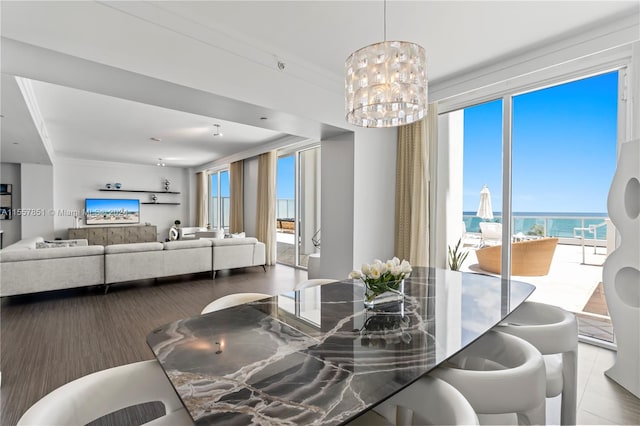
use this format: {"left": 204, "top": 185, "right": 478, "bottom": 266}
{"left": 0, "top": 235, "right": 266, "bottom": 296}
{"left": 104, "top": 239, "right": 214, "bottom": 288}
{"left": 210, "top": 237, "right": 266, "bottom": 278}
{"left": 0, "top": 237, "right": 105, "bottom": 297}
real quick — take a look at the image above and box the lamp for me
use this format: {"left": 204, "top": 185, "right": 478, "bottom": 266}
{"left": 345, "top": 0, "right": 427, "bottom": 128}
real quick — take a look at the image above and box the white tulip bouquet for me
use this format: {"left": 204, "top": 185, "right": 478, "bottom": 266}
{"left": 349, "top": 257, "right": 412, "bottom": 302}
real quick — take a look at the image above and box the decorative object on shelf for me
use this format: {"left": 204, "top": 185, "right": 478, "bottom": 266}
{"left": 603, "top": 138, "right": 640, "bottom": 398}
{"left": 164, "top": 178, "right": 170, "bottom": 191}
{"left": 349, "top": 257, "right": 412, "bottom": 309}
{"left": 114, "top": 182, "right": 122, "bottom": 190}
{"left": 105, "top": 183, "right": 112, "bottom": 189}
{"left": 151, "top": 194, "right": 158, "bottom": 203}
{"left": 169, "top": 226, "right": 179, "bottom": 241}
{"left": 448, "top": 238, "right": 469, "bottom": 271}
{"left": 174, "top": 219, "right": 181, "bottom": 227}
{"left": 344, "top": 0, "right": 427, "bottom": 128}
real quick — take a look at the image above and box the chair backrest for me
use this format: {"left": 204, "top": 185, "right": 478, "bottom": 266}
{"left": 294, "top": 278, "right": 337, "bottom": 291}
{"left": 497, "top": 301, "right": 577, "bottom": 355}
{"left": 17, "top": 360, "right": 191, "bottom": 426}
{"left": 201, "top": 292, "right": 271, "bottom": 314}
{"left": 479, "top": 222, "right": 502, "bottom": 241}
{"left": 432, "top": 330, "right": 546, "bottom": 420}
{"left": 374, "top": 375, "right": 479, "bottom": 425}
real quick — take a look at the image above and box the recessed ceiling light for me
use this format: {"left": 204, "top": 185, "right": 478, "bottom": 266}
{"left": 150, "top": 137, "right": 162, "bottom": 142}
{"left": 12, "top": 142, "right": 19, "bottom": 145}
{"left": 260, "top": 117, "right": 268, "bottom": 120}
{"left": 0, "top": 114, "right": 5, "bottom": 118}
{"left": 213, "top": 124, "right": 223, "bottom": 137}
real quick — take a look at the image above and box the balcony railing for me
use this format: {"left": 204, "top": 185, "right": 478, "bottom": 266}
{"left": 463, "top": 213, "right": 609, "bottom": 246}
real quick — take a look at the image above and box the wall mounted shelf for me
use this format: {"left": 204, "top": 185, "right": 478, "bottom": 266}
{"left": 99, "top": 189, "right": 181, "bottom": 194}
{"left": 141, "top": 202, "right": 180, "bottom": 205}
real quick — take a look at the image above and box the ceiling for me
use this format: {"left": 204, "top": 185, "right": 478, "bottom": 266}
{"left": 1, "top": 1, "right": 638, "bottom": 168}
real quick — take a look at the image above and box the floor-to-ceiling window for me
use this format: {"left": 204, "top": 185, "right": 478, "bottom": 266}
{"left": 276, "top": 146, "right": 321, "bottom": 268}
{"left": 441, "top": 68, "right": 624, "bottom": 345}
{"left": 209, "top": 169, "right": 230, "bottom": 232}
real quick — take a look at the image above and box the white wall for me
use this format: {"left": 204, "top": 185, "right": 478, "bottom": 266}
{"left": 21, "top": 163, "right": 54, "bottom": 240}
{"left": 243, "top": 156, "right": 259, "bottom": 237}
{"left": 53, "top": 157, "right": 188, "bottom": 241}
{"left": 0, "top": 162, "right": 21, "bottom": 246}
{"left": 352, "top": 127, "right": 397, "bottom": 269}
{"left": 320, "top": 133, "right": 354, "bottom": 280}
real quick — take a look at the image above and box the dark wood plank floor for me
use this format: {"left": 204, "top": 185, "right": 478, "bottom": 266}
{"left": 1, "top": 265, "right": 306, "bottom": 426}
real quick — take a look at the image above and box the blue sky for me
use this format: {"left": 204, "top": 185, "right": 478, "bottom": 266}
{"left": 463, "top": 71, "right": 618, "bottom": 214}
{"left": 277, "top": 155, "right": 295, "bottom": 199}
{"left": 210, "top": 171, "right": 230, "bottom": 197}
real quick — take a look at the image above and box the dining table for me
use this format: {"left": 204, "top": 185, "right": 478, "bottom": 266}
{"left": 147, "top": 267, "right": 535, "bottom": 425}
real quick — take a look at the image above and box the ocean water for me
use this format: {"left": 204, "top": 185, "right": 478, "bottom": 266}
{"left": 463, "top": 212, "right": 609, "bottom": 240}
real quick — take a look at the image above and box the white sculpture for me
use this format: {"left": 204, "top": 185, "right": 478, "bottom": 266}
{"left": 603, "top": 139, "right": 640, "bottom": 398}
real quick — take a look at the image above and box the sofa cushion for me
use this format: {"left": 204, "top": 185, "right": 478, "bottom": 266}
{"left": 0, "top": 245, "right": 104, "bottom": 262}
{"left": 2, "top": 236, "right": 45, "bottom": 251}
{"left": 163, "top": 239, "right": 212, "bottom": 250}
{"left": 36, "top": 239, "right": 89, "bottom": 249}
{"left": 211, "top": 237, "right": 258, "bottom": 246}
{"left": 104, "top": 242, "right": 164, "bottom": 254}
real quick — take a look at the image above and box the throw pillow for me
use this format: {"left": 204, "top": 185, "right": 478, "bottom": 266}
{"left": 37, "top": 241, "right": 69, "bottom": 249}
{"left": 231, "top": 232, "right": 246, "bottom": 239}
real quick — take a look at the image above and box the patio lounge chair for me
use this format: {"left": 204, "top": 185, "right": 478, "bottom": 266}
{"left": 479, "top": 222, "right": 502, "bottom": 246}
{"left": 476, "top": 237, "right": 559, "bottom": 276}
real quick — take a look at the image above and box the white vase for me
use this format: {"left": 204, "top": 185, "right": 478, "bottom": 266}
{"left": 603, "top": 138, "right": 640, "bottom": 398}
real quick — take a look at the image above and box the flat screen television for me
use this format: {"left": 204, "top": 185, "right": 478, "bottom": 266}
{"left": 85, "top": 198, "right": 140, "bottom": 225}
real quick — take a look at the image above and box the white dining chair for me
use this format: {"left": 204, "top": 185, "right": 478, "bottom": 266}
{"left": 200, "top": 292, "right": 271, "bottom": 314}
{"left": 294, "top": 278, "right": 337, "bottom": 291}
{"left": 347, "top": 375, "right": 479, "bottom": 425}
{"left": 17, "top": 360, "right": 193, "bottom": 426}
{"left": 431, "top": 330, "right": 546, "bottom": 425}
{"left": 495, "top": 301, "right": 578, "bottom": 425}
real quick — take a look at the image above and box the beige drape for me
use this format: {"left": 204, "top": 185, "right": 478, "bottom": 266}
{"left": 229, "top": 160, "right": 244, "bottom": 234}
{"left": 395, "top": 104, "right": 436, "bottom": 267}
{"left": 256, "top": 151, "right": 277, "bottom": 265}
{"left": 195, "top": 171, "right": 208, "bottom": 228}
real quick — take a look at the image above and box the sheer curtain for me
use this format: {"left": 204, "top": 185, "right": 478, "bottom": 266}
{"left": 229, "top": 160, "right": 244, "bottom": 234}
{"left": 256, "top": 151, "right": 277, "bottom": 265}
{"left": 195, "top": 171, "right": 208, "bottom": 228}
{"left": 394, "top": 104, "right": 436, "bottom": 267}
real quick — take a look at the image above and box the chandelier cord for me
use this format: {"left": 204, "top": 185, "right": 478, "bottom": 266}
{"left": 383, "top": 0, "right": 387, "bottom": 41}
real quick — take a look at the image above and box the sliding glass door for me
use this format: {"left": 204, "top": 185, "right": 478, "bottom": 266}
{"left": 510, "top": 71, "right": 619, "bottom": 342}
{"left": 276, "top": 146, "right": 321, "bottom": 268}
{"left": 442, "top": 69, "right": 622, "bottom": 344}
{"left": 209, "top": 169, "right": 230, "bottom": 232}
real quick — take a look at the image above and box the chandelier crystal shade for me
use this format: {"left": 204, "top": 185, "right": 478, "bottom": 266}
{"left": 345, "top": 40, "right": 428, "bottom": 128}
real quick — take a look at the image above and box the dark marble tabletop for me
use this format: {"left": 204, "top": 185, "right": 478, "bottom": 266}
{"left": 147, "top": 267, "right": 535, "bottom": 425}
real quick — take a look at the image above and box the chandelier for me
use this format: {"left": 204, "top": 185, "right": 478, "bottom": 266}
{"left": 345, "top": 1, "right": 428, "bottom": 128}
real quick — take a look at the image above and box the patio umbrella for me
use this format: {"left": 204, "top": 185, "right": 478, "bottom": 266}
{"left": 476, "top": 185, "right": 494, "bottom": 220}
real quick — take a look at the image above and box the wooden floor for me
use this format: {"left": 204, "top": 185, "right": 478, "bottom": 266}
{"left": 2, "top": 265, "right": 638, "bottom": 425}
